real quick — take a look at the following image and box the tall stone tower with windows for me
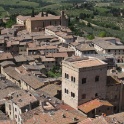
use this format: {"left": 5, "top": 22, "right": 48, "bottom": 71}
{"left": 60, "top": 11, "right": 68, "bottom": 27}
{"left": 62, "top": 56, "right": 107, "bottom": 109}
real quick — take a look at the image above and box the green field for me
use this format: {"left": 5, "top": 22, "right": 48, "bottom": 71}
{"left": 0, "top": 0, "right": 123, "bottom": 41}
{"left": 0, "top": 0, "right": 39, "bottom": 7}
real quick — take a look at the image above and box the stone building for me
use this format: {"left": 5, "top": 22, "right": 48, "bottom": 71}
{"left": 27, "top": 45, "right": 58, "bottom": 55}
{"left": 5, "top": 90, "right": 39, "bottom": 124}
{"left": 16, "top": 15, "right": 31, "bottom": 25}
{"left": 92, "top": 39, "right": 124, "bottom": 56}
{"left": 74, "top": 44, "right": 97, "bottom": 56}
{"left": 62, "top": 56, "right": 107, "bottom": 109}
{"left": 106, "top": 75, "right": 121, "bottom": 113}
{"left": 45, "top": 25, "right": 73, "bottom": 43}
{"left": 26, "top": 11, "right": 68, "bottom": 32}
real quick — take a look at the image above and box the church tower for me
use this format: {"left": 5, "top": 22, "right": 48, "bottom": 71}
{"left": 60, "top": 11, "right": 68, "bottom": 27}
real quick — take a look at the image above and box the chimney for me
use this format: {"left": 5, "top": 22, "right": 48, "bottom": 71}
{"left": 62, "top": 113, "right": 66, "bottom": 118}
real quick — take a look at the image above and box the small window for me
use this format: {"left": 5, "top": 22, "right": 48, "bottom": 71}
{"left": 95, "top": 93, "right": 98, "bottom": 97}
{"left": 65, "top": 73, "right": 69, "bottom": 79}
{"left": 107, "top": 107, "right": 110, "bottom": 110}
{"left": 65, "top": 88, "right": 68, "bottom": 94}
{"left": 67, "top": 90, "right": 68, "bottom": 94}
{"left": 71, "top": 92, "right": 75, "bottom": 98}
{"left": 67, "top": 74, "right": 69, "bottom": 79}
{"left": 65, "top": 88, "right": 66, "bottom": 93}
{"left": 9, "top": 105, "right": 11, "bottom": 110}
{"left": 95, "top": 76, "right": 99, "bottom": 82}
{"left": 82, "top": 78, "right": 86, "bottom": 84}
{"left": 108, "top": 49, "right": 110, "bottom": 52}
{"left": 114, "top": 106, "right": 117, "bottom": 110}
{"left": 65, "top": 73, "right": 67, "bottom": 78}
{"left": 15, "top": 108, "right": 17, "bottom": 111}
{"left": 71, "top": 76, "right": 75, "bottom": 82}
{"left": 73, "top": 77, "right": 75, "bottom": 82}
{"left": 82, "top": 94, "right": 86, "bottom": 99}
{"left": 71, "top": 76, "right": 73, "bottom": 81}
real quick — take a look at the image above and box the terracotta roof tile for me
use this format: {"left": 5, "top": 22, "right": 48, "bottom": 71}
{"left": 46, "top": 52, "right": 68, "bottom": 58}
{"left": 21, "top": 75, "right": 46, "bottom": 90}
{"left": 78, "top": 99, "right": 113, "bottom": 113}
{"left": 28, "top": 16, "right": 60, "bottom": 21}
{"left": 0, "top": 52, "right": 13, "bottom": 61}
{"left": 22, "top": 105, "right": 86, "bottom": 124}
{"left": 64, "top": 57, "right": 106, "bottom": 68}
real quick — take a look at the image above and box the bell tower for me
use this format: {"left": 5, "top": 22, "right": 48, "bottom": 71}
{"left": 60, "top": 11, "right": 68, "bottom": 27}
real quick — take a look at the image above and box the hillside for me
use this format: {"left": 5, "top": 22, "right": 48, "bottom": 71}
{"left": 0, "top": 0, "right": 124, "bottom": 41}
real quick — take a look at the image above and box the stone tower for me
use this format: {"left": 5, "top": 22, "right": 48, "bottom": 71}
{"left": 60, "top": 11, "right": 68, "bottom": 27}
{"left": 62, "top": 56, "right": 107, "bottom": 109}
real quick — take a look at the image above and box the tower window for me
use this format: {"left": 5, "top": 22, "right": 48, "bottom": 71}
{"left": 71, "top": 76, "right": 75, "bottom": 82}
{"left": 65, "top": 73, "right": 69, "bottom": 79}
{"left": 95, "top": 76, "right": 99, "bottom": 82}
{"left": 65, "top": 88, "right": 68, "bottom": 94}
{"left": 73, "top": 77, "right": 75, "bottom": 82}
{"left": 82, "top": 78, "right": 86, "bottom": 84}
{"left": 82, "top": 94, "right": 86, "bottom": 99}
{"left": 71, "top": 76, "right": 73, "bottom": 81}
{"left": 67, "top": 74, "right": 69, "bottom": 79}
{"left": 95, "top": 93, "right": 98, "bottom": 97}
{"left": 71, "top": 92, "right": 75, "bottom": 98}
{"left": 65, "top": 88, "right": 66, "bottom": 93}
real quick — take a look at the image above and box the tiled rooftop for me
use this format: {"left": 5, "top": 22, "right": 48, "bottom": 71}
{"left": 76, "top": 44, "right": 96, "bottom": 52}
{"left": 10, "top": 90, "right": 37, "bottom": 108}
{"left": 92, "top": 40, "right": 124, "bottom": 50}
{"left": 64, "top": 56, "right": 106, "bottom": 68}
{"left": 28, "top": 16, "right": 60, "bottom": 21}
{"left": 23, "top": 64, "right": 45, "bottom": 70}
{"left": 78, "top": 118, "right": 93, "bottom": 124}
{"left": 0, "top": 52, "right": 13, "bottom": 61}
{"left": 21, "top": 74, "right": 45, "bottom": 90}
{"left": 0, "top": 61, "right": 15, "bottom": 67}
{"left": 39, "top": 84, "right": 61, "bottom": 97}
{"left": 0, "top": 79, "right": 20, "bottom": 105}
{"left": 78, "top": 99, "right": 113, "bottom": 114}
{"left": 4, "top": 66, "right": 21, "bottom": 80}
{"left": 46, "top": 52, "right": 68, "bottom": 58}
{"left": 22, "top": 105, "right": 86, "bottom": 124}
{"left": 17, "top": 15, "right": 31, "bottom": 21}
